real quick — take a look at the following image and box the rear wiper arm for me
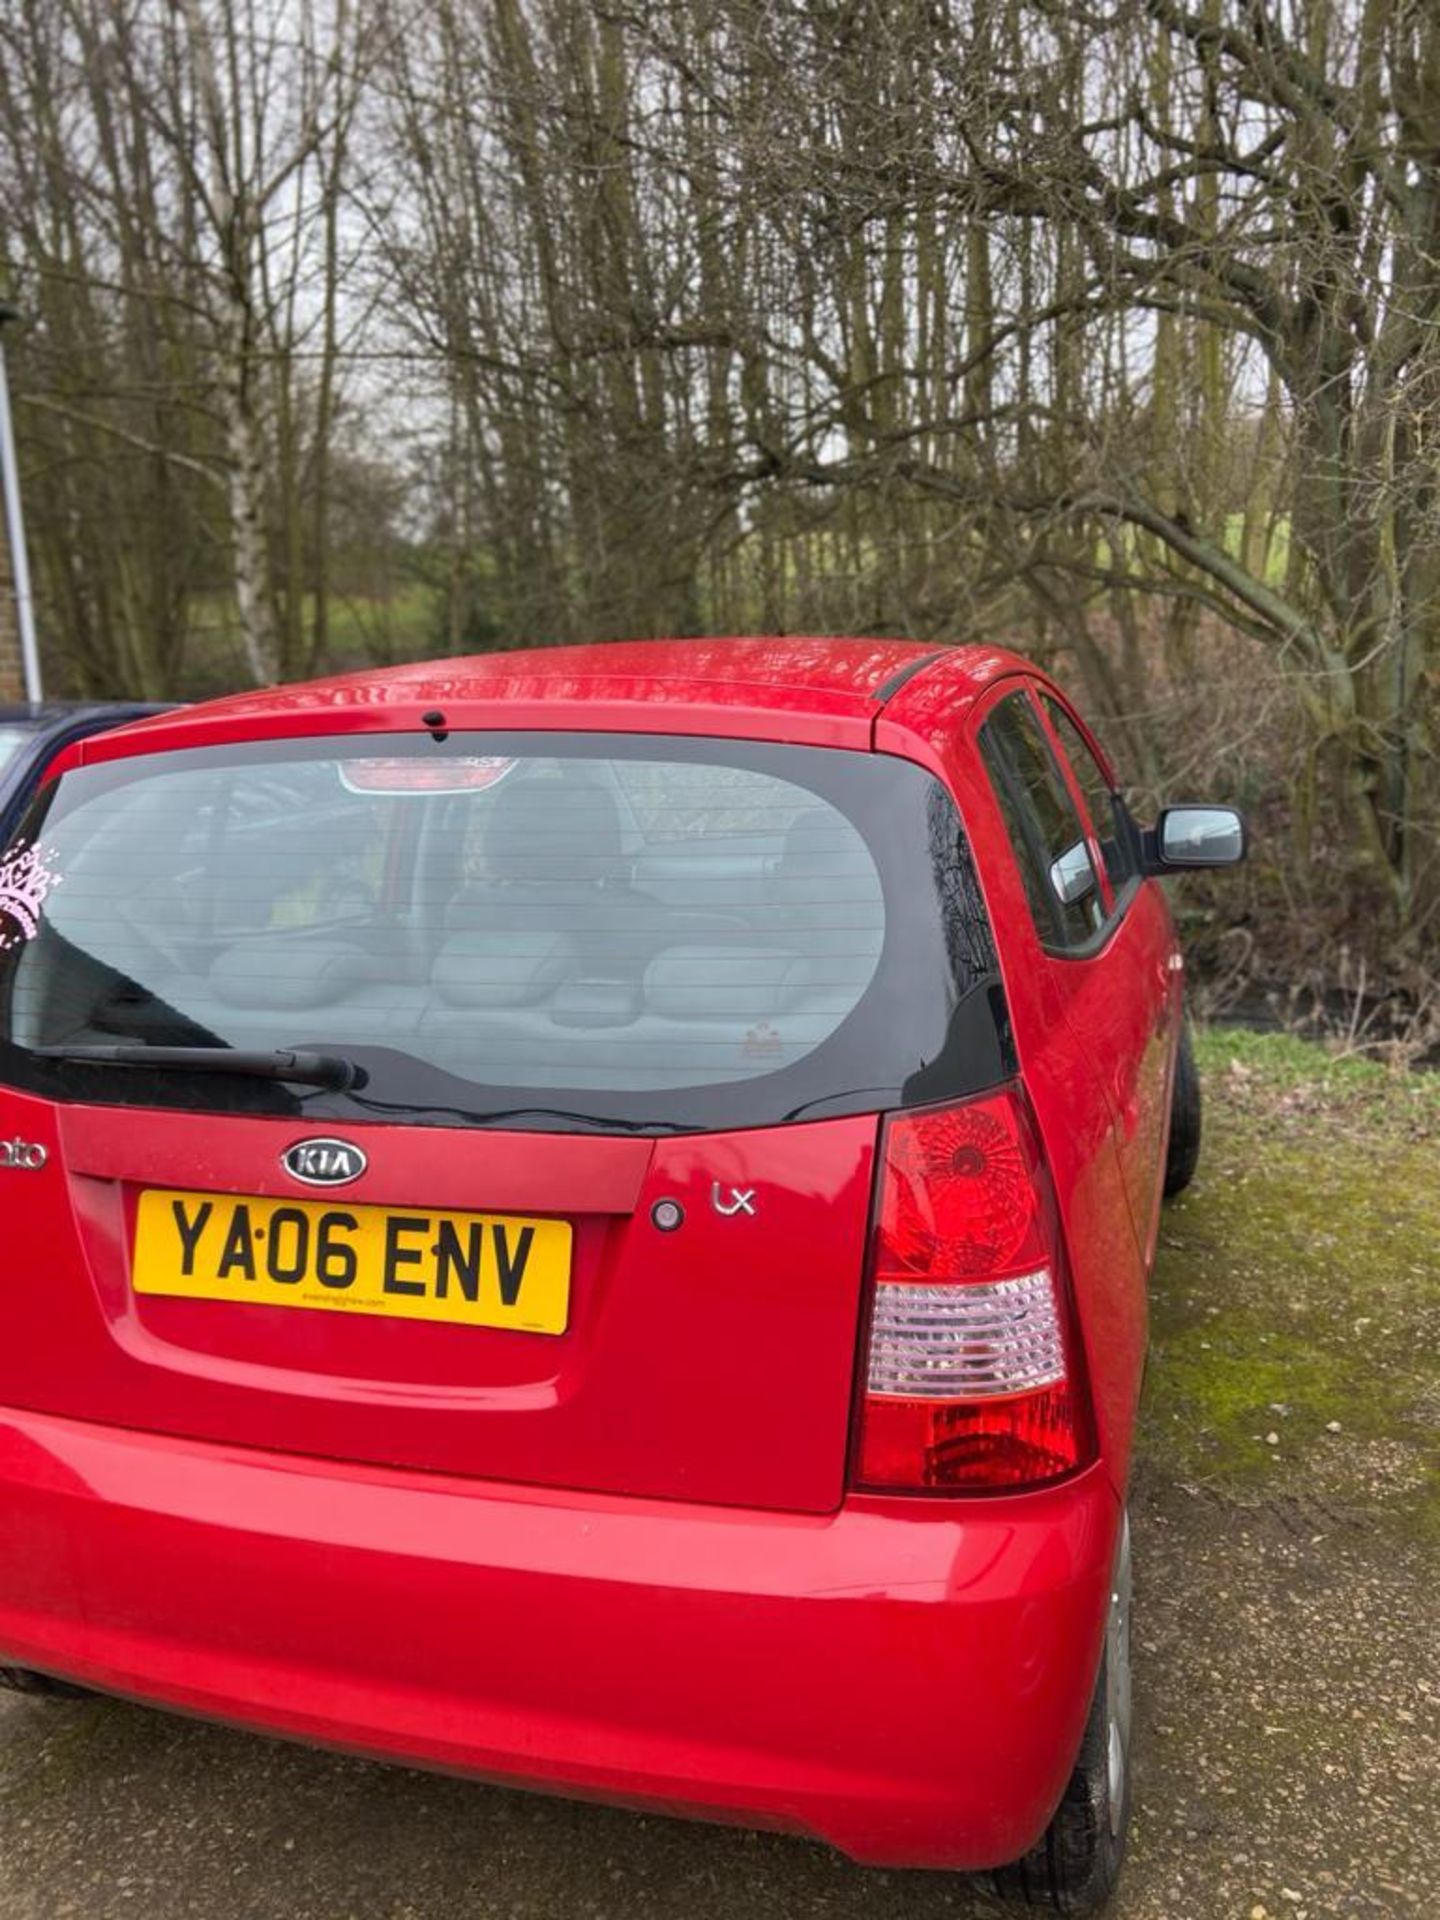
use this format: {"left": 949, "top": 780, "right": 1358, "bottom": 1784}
{"left": 34, "top": 1043, "right": 364, "bottom": 1093}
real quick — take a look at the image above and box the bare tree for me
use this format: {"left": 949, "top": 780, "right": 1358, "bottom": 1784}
{"left": 147, "top": 0, "right": 376, "bottom": 679}
{"left": 4, "top": 0, "right": 1437, "bottom": 972}
{"left": 0, "top": 0, "right": 380, "bottom": 686}
{"left": 578, "top": 0, "right": 1440, "bottom": 937}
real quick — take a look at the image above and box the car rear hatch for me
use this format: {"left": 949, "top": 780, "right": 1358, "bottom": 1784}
{"left": 0, "top": 729, "right": 1010, "bottom": 1513}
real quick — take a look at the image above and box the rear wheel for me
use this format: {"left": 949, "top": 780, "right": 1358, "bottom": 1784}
{"left": 1162, "top": 1023, "right": 1202, "bottom": 1198}
{"left": 988, "top": 1515, "right": 1132, "bottom": 1914}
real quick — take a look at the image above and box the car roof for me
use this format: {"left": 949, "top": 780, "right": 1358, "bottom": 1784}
{"left": 70, "top": 639, "right": 1035, "bottom": 767}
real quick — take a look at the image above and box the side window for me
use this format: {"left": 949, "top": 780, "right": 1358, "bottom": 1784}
{"left": 979, "top": 693, "right": 1104, "bottom": 949}
{"left": 1042, "top": 697, "right": 1133, "bottom": 890}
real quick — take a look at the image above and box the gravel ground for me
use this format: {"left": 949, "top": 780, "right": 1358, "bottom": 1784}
{"left": 1, "top": 1033, "right": 1435, "bottom": 1920}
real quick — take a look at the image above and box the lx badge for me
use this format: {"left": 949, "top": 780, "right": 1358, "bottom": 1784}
{"left": 711, "top": 1182, "right": 757, "bottom": 1217}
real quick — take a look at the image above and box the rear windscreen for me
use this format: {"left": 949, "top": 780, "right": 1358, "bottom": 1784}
{"left": 0, "top": 733, "right": 1010, "bottom": 1132}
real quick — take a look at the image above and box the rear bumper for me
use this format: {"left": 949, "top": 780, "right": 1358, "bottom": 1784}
{"left": 0, "top": 1405, "right": 1119, "bottom": 1871}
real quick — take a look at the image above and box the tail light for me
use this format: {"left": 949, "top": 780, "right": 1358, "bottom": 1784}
{"left": 854, "top": 1087, "right": 1093, "bottom": 1492}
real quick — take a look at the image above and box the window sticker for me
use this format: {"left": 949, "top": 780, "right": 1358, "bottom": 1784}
{"left": 743, "top": 1021, "right": 784, "bottom": 1062}
{"left": 0, "top": 842, "right": 63, "bottom": 950}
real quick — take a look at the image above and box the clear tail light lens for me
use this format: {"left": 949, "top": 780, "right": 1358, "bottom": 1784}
{"left": 866, "top": 1270, "right": 1066, "bottom": 1399}
{"left": 854, "top": 1087, "right": 1093, "bottom": 1492}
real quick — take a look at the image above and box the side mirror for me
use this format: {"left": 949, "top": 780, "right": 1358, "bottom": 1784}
{"left": 1150, "top": 805, "right": 1247, "bottom": 871}
{"left": 1049, "top": 839, "right": 1098, "bottom": 907}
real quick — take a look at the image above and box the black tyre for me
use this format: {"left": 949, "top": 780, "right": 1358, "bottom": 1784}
{"left": 988, "top": 1517, "right": 1132, "bottom": 1915}
{"left": 1162, "top": 1023, "right": 1202, "bottom": 1198}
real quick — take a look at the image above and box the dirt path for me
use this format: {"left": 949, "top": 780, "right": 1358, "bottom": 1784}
{"left": 1, "top": 1033, "right": 1434, "bottom": 1919}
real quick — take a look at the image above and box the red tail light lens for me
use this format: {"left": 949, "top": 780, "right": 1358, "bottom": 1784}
{"left": 855, "top": 1088, "right": 1093, "bottom": 1492}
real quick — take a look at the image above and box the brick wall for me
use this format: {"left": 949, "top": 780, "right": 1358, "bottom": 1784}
{"left": 0, "top": 534, "right": 22, "bottom": 701}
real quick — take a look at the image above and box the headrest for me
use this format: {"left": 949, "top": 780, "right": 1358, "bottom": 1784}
{"left": 432, "top": 930, "right": 575, "bottom": 1007}
{"left": 484, "top": 779, "right": 624, "bottom": 886}
{"left": 644, "top": 945, "right": 813, "bottom": 1021}
{"left": 778, "top": 807, "right": 868, "bottom": 881}
{"left": 209, "top": 941, "right": 378, "bottom": 1011}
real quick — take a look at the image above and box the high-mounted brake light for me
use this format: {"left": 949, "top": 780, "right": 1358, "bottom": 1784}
{"left": 337, "top": 757, "right": 517, "bottom": 795}
{"left": 855, "top": 1087, "right": 1093, "bottom": 1493}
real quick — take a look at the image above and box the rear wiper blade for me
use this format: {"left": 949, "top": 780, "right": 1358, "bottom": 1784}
{"left": 34, "top": 1044, "right": 364, "bottom": 1093}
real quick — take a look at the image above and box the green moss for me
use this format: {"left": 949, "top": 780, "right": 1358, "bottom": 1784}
{"left": 1147, "top": 1314, "right": 1410, "bottom": 1466}
{"left": 1141, "top": 1029, "right": 1439, "bottom": 1538}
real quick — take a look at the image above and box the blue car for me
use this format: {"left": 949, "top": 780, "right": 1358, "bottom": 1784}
{"left": 0, "top": 703, "right": 173, "bottom": 844}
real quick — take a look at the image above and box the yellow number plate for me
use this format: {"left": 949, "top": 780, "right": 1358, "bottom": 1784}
{"left": 133, "top": 1189, "right": 572, "bottom": 1334}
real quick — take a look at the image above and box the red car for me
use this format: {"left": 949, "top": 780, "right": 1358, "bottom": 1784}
{"left": 0, "top": 640, "right": 1243, "bottom": 1911}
